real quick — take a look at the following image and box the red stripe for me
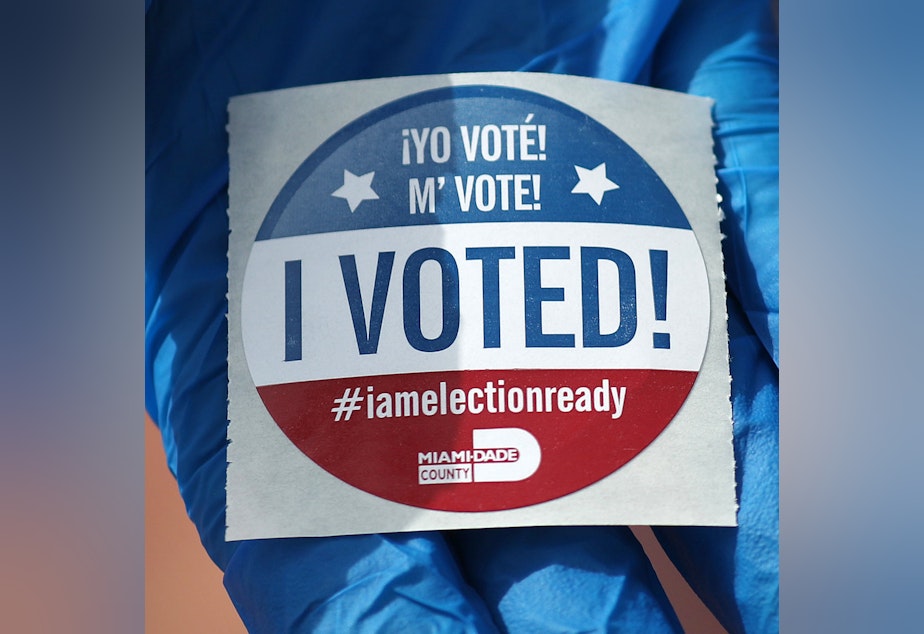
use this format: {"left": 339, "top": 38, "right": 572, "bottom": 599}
{"left": 257, "top": 369, "right": 697, "bottom": 512}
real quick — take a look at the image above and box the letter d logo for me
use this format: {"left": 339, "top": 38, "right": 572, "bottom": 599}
{"left": 472, "top": 428, "right": 541, "bottom": 483}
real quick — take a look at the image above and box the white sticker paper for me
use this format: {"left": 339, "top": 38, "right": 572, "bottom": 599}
{"left": 227, "top": 72, "right": 736, "bottom": 539}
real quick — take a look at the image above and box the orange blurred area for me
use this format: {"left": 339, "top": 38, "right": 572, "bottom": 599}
{"left": 145, "top": 417, "right": 247, "bottom": 633}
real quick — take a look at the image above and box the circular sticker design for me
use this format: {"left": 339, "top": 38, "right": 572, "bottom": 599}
{"left": 242, "top": 85, "right": 710, "bottom": 511}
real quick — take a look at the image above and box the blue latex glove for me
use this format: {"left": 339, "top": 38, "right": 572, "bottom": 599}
{"left": 646, "top": 2, "right": 779, "bottom": 632}
{"left": 146, "top": 1, "right": 778, "bottom": 631}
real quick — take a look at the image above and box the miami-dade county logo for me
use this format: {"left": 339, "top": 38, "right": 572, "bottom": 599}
{"left": 241, "top": 86, "right": 709, "bottom": 512}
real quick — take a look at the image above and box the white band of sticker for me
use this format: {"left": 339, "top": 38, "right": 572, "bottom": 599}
{"left": 242, "top": 222, "right": 708, "bottom": 385}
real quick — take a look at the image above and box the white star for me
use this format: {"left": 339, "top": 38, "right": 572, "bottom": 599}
{"left": 332, "top": 169, "right": 379, "bottom": 212}
{"left": 571, "top": 163, "right": 619, "bottom": 205}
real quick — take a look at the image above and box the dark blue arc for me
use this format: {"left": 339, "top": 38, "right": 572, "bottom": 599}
{"left": 256, "top": 85, "right": 690, "bottom": 241}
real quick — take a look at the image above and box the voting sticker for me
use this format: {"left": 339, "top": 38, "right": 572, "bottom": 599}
{"left": 227, "top": 73, "right": 735, "bottom": 538}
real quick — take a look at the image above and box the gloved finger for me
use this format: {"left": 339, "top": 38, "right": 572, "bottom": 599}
{"left": 146, "top": 181, "right": 237, "bottom": 569}
{"left": 518, "top": 0, "right": 679, "bottom": 84}
{"left": 651, "top": 0, "right": 779, "bottom": 365}
{"left": 653, "top": 295, "right": 779, "bottom": 634}
{"left": 446, "top": 526, "right": 683, "bottom": 633}
{"left": 224, "top": 533, "right": 500, "bottom": 633}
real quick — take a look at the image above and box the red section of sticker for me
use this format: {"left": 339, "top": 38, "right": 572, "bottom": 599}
{"left": 257, "top": 369, "right": 697, "bottom": 511}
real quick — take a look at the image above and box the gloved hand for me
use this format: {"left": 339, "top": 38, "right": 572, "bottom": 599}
{"left": 146, "top": 0, "right": 777, "bottom": 631}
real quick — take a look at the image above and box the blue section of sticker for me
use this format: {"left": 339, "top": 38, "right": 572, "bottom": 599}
{"left": 284, "top": 259, "right": 302, "bottom": 361}
{"left": 653, "top": 333, "right": 671, "bottom": 349}
{"left": 257, "top": 85, "right": 690, "bottom": 241}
